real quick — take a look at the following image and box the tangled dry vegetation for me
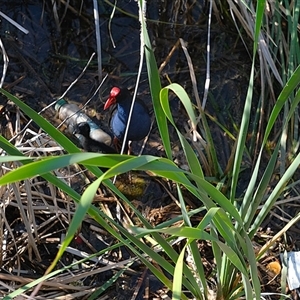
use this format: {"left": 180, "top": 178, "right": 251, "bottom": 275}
{"left": 0, "top": 106, "right": 170, "bottom": 298}
{"left": 1, "top": 95, "right": 297, "bottom": 298}
{"left": 1, "top": 0, "right": 300, "bottom": 299}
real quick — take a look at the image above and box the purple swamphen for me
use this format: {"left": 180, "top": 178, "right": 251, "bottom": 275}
{"left": 104, "top": 87, "right": 151, "bottom": 151}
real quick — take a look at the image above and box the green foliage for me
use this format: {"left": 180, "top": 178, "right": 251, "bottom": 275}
{"left": 1, "top": 0, "right": 300, "bottom": 299}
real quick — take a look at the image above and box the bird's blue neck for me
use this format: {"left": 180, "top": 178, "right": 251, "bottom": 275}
{"left": 117, "top": 102, "right": 131, "bottom": 122}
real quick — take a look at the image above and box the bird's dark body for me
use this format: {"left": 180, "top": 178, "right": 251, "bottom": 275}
{"left": 104, "top": 88, "right": 151, "bottom": 143}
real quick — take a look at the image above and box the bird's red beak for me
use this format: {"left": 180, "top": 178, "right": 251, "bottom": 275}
{"left": 104, "top": 96, "right": 116, "bottom": 110}
{"left": 104, "top": 87, "right": 120, "bottom": 110}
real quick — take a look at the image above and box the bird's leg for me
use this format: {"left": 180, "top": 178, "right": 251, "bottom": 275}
{"left": 112, "top": 137, "right": 122, "bottom": 153}
{"left": 113, "top": 136, "right": 119, "bottom": 146}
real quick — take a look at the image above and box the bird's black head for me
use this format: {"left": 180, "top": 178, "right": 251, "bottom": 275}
{"left": 104, "top": 87, "right": 131, "bottom": 110}
{"left": 115, "top": 88, "right": 131, "bottom": 104}
{"left": 73, "top": 122, "right": 91, "bottom": 137}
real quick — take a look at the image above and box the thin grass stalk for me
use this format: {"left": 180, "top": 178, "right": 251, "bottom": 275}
{"left": 51, "top": 0, "right": 60, "bottom": 31}
{"left": 250, "top": 148, "right": 300, "bottom": 234}
{"left": 188, "top": 241, "right": 208, "bottom": 297}
{"left": 248, "top": 96, "right": 262, "bottom": 156}
{"left": 0, "top": 38, "right": 8, "bottom": 88}
{"left": 176, "top": 185, "right": 206, "bottom": 298}
{"left": 108, "top": 0, "right": 117, "bottom": 48}
{"left": 230, "top": 0, "right": 266, "bottom": 204}
{"left": 280, "top": 102, "right": 288, "bottom": 176}
{"left": 230, "top": 65, "right": 255, "bottom": 204}
{"left": 160, "top": 85, "right": 204, "bottom": 179}
{"left": 202, "top": 0, "right": 212, "bottom": 110}
{"left": 173, "top": 244, "right": 187, "bottom": 299}
{"left": 119, "top": 0, "right": 146, "bottom": 155}
{"left": 257, "top": 213, "right": 300, "bottom": 260}
{"left": 210, "top": 226, "right": 223, "bottom": 295}
{"left": 243, "top": 142, "right": 280, "bottom": 229}
{"left": 288, "top": 2, "right": 300, "bottom": 146}
{"left": 93, "top": 0, "right": 102, "bottom": 81}
{"left": 241, "top": 63, "right": 300, "bottom": 232}
{"left": 274, "top": 3, "right": 286, "bottom": 82}
{"left": 137, "top": 0, "right": 172, "bottom": 159}
{"left": 0, "top": 11, "right": 29, "bottom": 34}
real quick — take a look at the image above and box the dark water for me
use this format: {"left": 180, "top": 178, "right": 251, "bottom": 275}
{"left": 0, "top": 1, "right": 241, "bottom": 96}
{"left": 0, "top": 0, "right": 251, "bottom": 161}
